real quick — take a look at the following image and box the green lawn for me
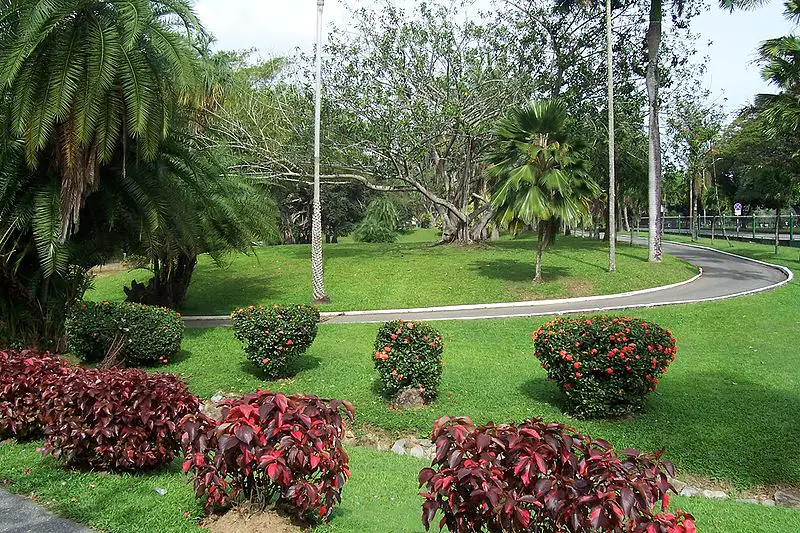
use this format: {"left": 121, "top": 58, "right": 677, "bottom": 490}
{"left": 2, "top": 442, "right": 799, "bottom": 533}
{"left": 4, "top": 236, "right": 799, "bottom": 531}
{"left": 86, "top": 231, "right": 696, "bottom": 315}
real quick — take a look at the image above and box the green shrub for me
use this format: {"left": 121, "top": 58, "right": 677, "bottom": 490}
{"left": 354, "top": 196, "right": 399, "bottom": 243}
{"left": 373, "top": 320, "right": 443, "bottom": 402}
{"left": 231, "top": 304, "right": 320, "bottom": 378}
{"left": 66, "top": 301, "right": 183, "bottom": 366}
{"left": 533, "top": 316, "right": 677, "bottom": 419}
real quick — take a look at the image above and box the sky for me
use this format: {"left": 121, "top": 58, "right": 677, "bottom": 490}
{"left": 193, "top": 0, "right": 796, "bottom": 115}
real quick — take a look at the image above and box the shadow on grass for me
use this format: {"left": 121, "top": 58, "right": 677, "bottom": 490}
{"left": 518, "top": 376, "right": 566, "bottom": 412}
{"left": 521, "top": 371, "right": 800, "bottom": 486}
{"left": 181, "top": 274, "right": 287, "bottom": 315}
{"left": 238, "top": 353, "right": 322, "bottom": 381}
{"left": 470, "top": 259, "right": 570, "bottom": 283}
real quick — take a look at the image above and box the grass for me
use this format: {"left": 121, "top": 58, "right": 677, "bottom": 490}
{"left": 4, "top": 235, "right": 799, "bottom": 531}
{"left": 2, "top": 441, "right": 799, "bottom": 533}
{"left": 86, "top": 231, "right": 696, "bottom": 315}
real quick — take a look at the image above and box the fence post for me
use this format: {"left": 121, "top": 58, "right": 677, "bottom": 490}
{"left": 791, "top": 213, "right": 795, "bottom": 243}
{"left": 752, "top": 214, "right": 757, "bottom": 239}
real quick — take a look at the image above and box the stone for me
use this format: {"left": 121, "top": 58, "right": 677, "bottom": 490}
{"left": 774, "top": 490, "right": 800, "bottom": 508}
{"left": 700, "top": 489, "right": 728, "bottom": 500}
{"left": 761, "top": 499, "right": 776, "bottom": 507}
{"left": 153, "top": 488, "right": 167, "bottom": 497}
{"left": 669, "top": 478, "right": 687, "bottom": 493}
{"left": 210, "top": 393, "right": 224, "bottom": 403}
{"left": 391, "top": 387, "right": 425, "bottom": 410}
{"left": 418, "top": 438, "right": 434, "bottom": 449}
{"left": 735, "top": 498, "right": 759, "bottom": 505}
{"left": 408, "top": 445, "right": 425, "bottom": 459}
{"left": 679, "top": 486, "right": 700, "bottom": 497}
{"left": 391, "top": 439, "right": 406, "bottom": 456}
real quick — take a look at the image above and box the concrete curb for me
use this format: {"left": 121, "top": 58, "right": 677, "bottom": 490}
{"left": 181, "top": 240, "right": 792, "bottom": 326}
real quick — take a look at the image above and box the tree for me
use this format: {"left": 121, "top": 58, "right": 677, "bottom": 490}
{"left": 311, "top": 0, "right": 329, "bottom": 304}
{"left": 486, "top": 100, "right": 601, "bottom": 283}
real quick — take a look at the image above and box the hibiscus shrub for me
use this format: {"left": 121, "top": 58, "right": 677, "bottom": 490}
{"left": 419, "top": 417, "right": 696, "bottom": 533}
{"left": 231, "top": 304, "right": 320, "bottom": 378}
{"left": 41, "top": 368, "right": 200, "bottom": 471}
{"left": 373, "top": 320, "right": 444, "bottom": 402}
{"left": 533, "top": 316, "right": 677, "bottom": 419}
{"left": 180, "top": 390, "right": 353, "bottom": 522}
{"left": 0, "top": 349, "right": 71, "bottom": 439}
{"left": 66, "top": 301, "right": 183, "bottom": 366}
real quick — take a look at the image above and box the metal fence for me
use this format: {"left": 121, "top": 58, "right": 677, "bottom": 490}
{"left": 637, "top": 215, "right": 799, "bottom": 244}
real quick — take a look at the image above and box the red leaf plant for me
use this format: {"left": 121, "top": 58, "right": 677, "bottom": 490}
{"left": 0, "top": 349, "right": 71, "bottom": 439}
{"left": 419, "top": 417, "right": 695, "bottom": 533}
{"left": 41, "top": 368, "right": 199, "bottom": 471}
{"left": 179, "top": 390, "right": 354, "bottom": 523}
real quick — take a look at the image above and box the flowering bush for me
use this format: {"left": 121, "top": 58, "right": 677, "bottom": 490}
{"left": 41, "top": 368, "right": 199, "bottom": 471}
{"left": 533, "top": 316, "right": 677, "bottom": 419}
{"left": 231, "top": 304, "right": 320, "bottom": 378}
{"left": 66, "top": 301, "right": 183, "bottom": 366}
{"left": 0, "top": 349, "right": 71, "bottom": 439}
{"left": 419, "top": 416, "right": 696, "bottom": 533}
{"left": 180, "top": 390, "right": 353, "bottom": 522}
{"left": 373, "top": 320, "right": 444, "bottom": 402}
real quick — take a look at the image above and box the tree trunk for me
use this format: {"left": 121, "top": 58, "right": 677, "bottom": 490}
{"left": 311, "top": 0, "right": 330, "bottom": 304}
{"left": 606, "top": 0, "right": 616, "bottom": 272}
{"left": 775, "top": 206, "right": 781, "bottom": 255}
{"left": 535, "top": 221, "right": 545, "bottom": 284}
{"left": 646, "top": 0, "right": 663, "bottom": 262}
{"left": 124, "top": 254, "right": 197, "bottom": 310}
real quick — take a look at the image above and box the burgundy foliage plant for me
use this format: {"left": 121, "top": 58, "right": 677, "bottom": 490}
{"left": 418, "top": 417, "right": 696, "bottom": 533}
{"left": 0, "top": 349, "right": 71, "bottom": 439}
{"left": 180, "top": 390, "right": 353, "bottom": 522}
{"left": 41, "top": 368, "right": 200, "bottom": 471}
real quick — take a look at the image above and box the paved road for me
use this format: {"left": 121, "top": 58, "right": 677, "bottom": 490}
{"left": 184, "top": 239, "right": 791, "bottom": 328}
{"left": 0, "top": 489, "right": 91, "bottom": 532}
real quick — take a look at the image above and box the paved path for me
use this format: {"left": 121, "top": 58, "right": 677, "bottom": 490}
{"left": 0, "top": 489, "right": 91, "bottom": 532}
{"left": 184, "top": 239, "right": 792, "bottom": 328}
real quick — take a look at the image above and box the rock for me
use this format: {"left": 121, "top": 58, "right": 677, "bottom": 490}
{"left": 391, "top": 439, "right": 406, "bottom": 456}
{"left": 418, "top": 438, "right": 434, "bottom": 449}
{"left": 210, "top": 393, "right": 224, "bottom": 403}
{"left": 408, "top": 445, "right": 425, "bottom": 459}
{"left": 391, "top": 387, "right": 426, "bottom": 410}
{"left": 761, "top": 499, "right": 776, "bottom": 507}
{"left": 700, "top": 489, "right": 728, "bottom": 500}
{"left": 153, "top": 487, "right": 168, "bottom": 497}
{"left": 735, "top": 498, "right": 759, "bottom": 505}
{"left": 775, "top": 491, "right": 800, "bottom": 508}
{"left": 669, "top": 478, "right": 687, "bottom": 493}
{"left": 679, "top": 486, "right": 700, "bottom": 497}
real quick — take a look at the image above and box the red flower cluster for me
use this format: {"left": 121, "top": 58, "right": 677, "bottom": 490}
{"left": 180, "top": 391, "right": 353, "bottom": 522}
{"left": 419, "top": 416, "right": 695, "bottom": 533}
{"left": 533, "top": 316, "right": 678, "bottom": 418}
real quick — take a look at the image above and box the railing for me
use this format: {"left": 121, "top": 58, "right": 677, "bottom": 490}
{"left": 637, "top": 214, "right": 798, "bottom": 244}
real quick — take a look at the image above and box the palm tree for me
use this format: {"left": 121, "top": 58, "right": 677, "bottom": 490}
{"left": 486, "top": 100, "right": 601, "bottom": 283}
{"left": 605, "top": 0, "right": 616, "bottom": 272}
{"left": 0, "top": 0, "right": 208, "bottom": 264}
{"left": 311, "top": 0, "right": 330, "bottom": 304}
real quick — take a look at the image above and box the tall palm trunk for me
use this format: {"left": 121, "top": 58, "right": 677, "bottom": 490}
{"left": 775, "top": 205, "right": 781, "bottom": 255}
{"left": 311, "top": 0, "right": 330, "bottom": 304}
{"left": 606, "top": 0, "right": 616, "bottom": 272}
{"left": 535, "top": 220, "right": 546, "bottom": 284}
{"left": 646, "top": 0, "right": 663, "bottom": 262}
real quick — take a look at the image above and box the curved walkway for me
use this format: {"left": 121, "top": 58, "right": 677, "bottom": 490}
{"left": 184, "top": 240, "right": 792, "bottom": 328}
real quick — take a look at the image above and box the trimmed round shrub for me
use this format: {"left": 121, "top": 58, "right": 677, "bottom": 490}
{"left": 231, "top": 304, "right": 320, "bottom": 378}
{"left": 374, "top": 320, "right": 443, "bottom": 402}
{"left": 66, "top": 301, "right": 183, "bottom": 366}
{"left": 533, "top": 316, "right": 677, "bottom": 419}
{"left": 180, "top": 390, "right": 354, "bottom": 522}
{"left": 41, "top": 368, "right": 200, "bottom": 471}
{"left": 419, "top": 416, "right": 696, "bottom": 533}
{"left": 0, "top": 349, "right": 71, "bottom": 439}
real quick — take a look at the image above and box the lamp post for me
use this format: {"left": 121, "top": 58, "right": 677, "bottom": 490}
{"left": 311, "top": 0, "right": 330, "bottom": 303}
